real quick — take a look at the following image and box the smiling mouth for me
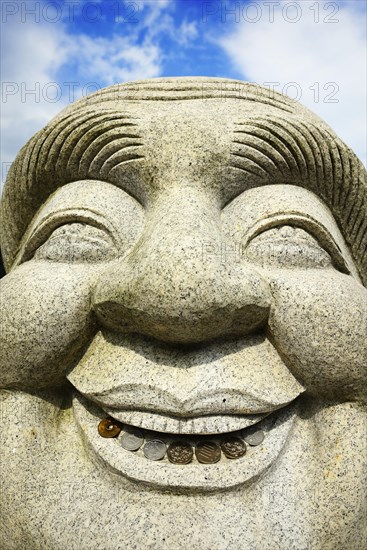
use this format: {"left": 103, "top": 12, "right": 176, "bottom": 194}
{"left": 69, "top": 330, "right": 303, "bottom": 490}
{"left": 73, "top": 392, "right": 298, "bottom": 491}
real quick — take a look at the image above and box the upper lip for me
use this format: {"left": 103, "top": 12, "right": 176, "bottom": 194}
{"left": 103, "top": 407, "right": 270, "bottom": 435}
{"left": 67, "top": 330, "right": 305, "bottom": 417}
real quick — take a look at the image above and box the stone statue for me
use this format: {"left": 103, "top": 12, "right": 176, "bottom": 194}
{"left": 0, "top": 78, "right": 366, "bottom": 550}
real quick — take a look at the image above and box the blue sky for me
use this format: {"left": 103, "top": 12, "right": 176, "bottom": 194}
{"left": 1, "top": 0, "right": 366, "bottom": 188}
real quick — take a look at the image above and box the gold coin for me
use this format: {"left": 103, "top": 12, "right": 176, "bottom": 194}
{"left": 167, "top": 441, "right": 194, "bottom": 464}
{"left": 98, "top": 418, "right": 122, "bottom": 438}
{"left": 221, "top": 437, "right": 246, "bottom": 459}
{"left": 195, "top": 441, "right": 221, "bottom": 464}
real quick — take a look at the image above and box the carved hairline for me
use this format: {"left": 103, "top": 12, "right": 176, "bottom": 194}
{"left": 0, "top": 78, "right": 366, "bottom": 285}
{"left": 56, "top": 77, "right": 296, "bottom": 112}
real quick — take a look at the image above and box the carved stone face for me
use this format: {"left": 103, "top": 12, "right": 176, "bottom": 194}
{"left": 1, "top": 80, "right": 366, "bottom": 549}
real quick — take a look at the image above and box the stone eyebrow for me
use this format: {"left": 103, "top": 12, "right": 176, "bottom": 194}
{"left": 228, "top": 114, "right": 367, "bottom": 282}
{"left": 231, "top": 115, "right": 319, "bottom": 183}
{"left": 232, "top": 118, "right": 295, "bottom": 180}
{"left": 230, "top": 113, "right": 361, "bottom": 208}
{"left": 27, "top": 108, "right": 145, "bottom": 185}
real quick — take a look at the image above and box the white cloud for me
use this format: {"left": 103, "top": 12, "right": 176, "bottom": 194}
{"left": 1, "top": 1, "right": 173, "bottom": 189}
{"left": 176, "top": 20, "right": 199, "bottom": 45}
{"left": 1, "top": 21, "right": 72, "bottom": 188}
{"left": 218, "top": 0, "right": 366, "bottom": 167}
{"left": 73, "top": 35, "right": 161, "bottom": 85}
{"left": 138, "top": 0, "right": 172, "bottom": 26}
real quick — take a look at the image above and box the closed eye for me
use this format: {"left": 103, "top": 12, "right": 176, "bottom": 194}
{"left": 33, "top": 223, "right": 118, "bottom": 264}
{"left": 242, "top": 214, "right": 350, "bottom": 274}
{"left": 17, "top": 208, "right": 120, "bottom": 265}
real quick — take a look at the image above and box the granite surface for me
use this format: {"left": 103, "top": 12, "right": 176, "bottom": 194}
{"left": 0, "top": 77, "right": 366, "bottom": 549}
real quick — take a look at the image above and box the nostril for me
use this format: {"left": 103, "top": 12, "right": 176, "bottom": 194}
{"left": 232, "top": 303, "right": 270, "bottom": 332}
{"left": 93, "top": 301, "right": 133, "bottom": 333}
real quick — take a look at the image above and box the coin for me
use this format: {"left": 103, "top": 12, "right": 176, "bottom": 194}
{"left": 98, "top": 418, "right": 122, "bottom": 438}
{"left": 120, "top": 429, "right": 144, "bottom": 451}
{"left": 143, "top": 439, "right": 166, "bottom": 461}
{"left": 195, "top": 441, "right": 221, "bottom": 464}
{"left": 167, "top": 441, "right": 194, "bottom": 464}
{"left": 221, "top": 437, "right": 246, "bottom": 459}
{"left": 244, "top": 430, "right": 265, "bottom": 446}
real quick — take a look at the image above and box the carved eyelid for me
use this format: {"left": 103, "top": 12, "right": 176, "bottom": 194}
{"left": 243, "top": 213, "right": 350, "bottom": 274}
{"left": 17, "top": 208, "right": 120, "bottom": 265}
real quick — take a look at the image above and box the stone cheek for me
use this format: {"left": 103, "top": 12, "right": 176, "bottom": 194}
{"left": 0, "top": 78, "right": 366, "bottom": 550}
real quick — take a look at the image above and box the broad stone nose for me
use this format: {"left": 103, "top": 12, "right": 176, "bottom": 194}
{"left": 93, "top": 189, "right": 271, "bottom": 344}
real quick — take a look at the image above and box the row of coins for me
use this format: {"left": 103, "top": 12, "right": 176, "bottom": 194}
{"left": 98, "top": 418, "right": 265, "bottom": 464}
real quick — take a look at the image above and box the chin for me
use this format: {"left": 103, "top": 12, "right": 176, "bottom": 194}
{"left": 1, "top": 387, "right": 366, "bottom": 550}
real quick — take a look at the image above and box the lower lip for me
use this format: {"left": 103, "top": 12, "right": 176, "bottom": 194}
{"left": 73, "top": 393, "right": 297, "bottom": 492}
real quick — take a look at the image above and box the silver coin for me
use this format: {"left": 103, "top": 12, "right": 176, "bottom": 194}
{"left": 120, "top": 429, "right": 144, "bottom": 451}
{"left": 244, "top": 430, "right": 265, "bottom": 446}
{"left": 143, "top": 439, "right": 166, "bottom": 461}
